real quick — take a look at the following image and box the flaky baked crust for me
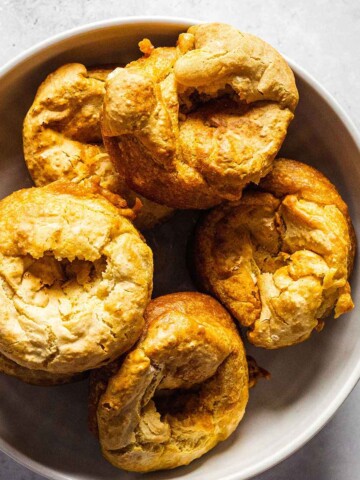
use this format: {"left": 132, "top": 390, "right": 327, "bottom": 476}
{"left": 193, "top": 159, "right": 355, "bottom": 348}
{"left": 0, "top": 352, "right": 86, "bottom": 386}
{"left": 90, "top": 292, "right": 249, "bottom": 472}
{"left": 0, "top": 182, "right": 153, "bottom": 373}
{"left": 23, "top": 63, "right": 173, "bottom": 230}
{"left": 102, "top": 23, "right": 298, "bottom": 209}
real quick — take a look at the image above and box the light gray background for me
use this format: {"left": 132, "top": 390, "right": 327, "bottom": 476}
{"left": 0, "top": 0, "right": 359, "bottom": 479}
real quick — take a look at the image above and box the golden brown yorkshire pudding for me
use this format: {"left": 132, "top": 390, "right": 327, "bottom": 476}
{"left": 0, "top": 182, "right": 153, "bottom": 374}
{"left": 0, "top": 352, "right": 86, "bottom": 386}
{"left": 23, "top": 63, "right": 173, "bottom": 230}
{"left": 102, "top": 23, "right": 298, "bottom": 209}
{"left": 193, "top": 159, "right": 355, "bottom": 348}
{"left": 89, "top": 292, "right": 249, "bottom": 472}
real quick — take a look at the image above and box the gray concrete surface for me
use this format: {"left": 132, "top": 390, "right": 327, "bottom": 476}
{"left": 0, "top": 1, "right": 359, "bottom": 479}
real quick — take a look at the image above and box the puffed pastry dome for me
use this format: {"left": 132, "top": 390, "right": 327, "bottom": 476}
{"left": 89, "top": 292, "right": 249, "bottom": 472}
{"left": 0, "top": 182, "right": 153, "bottom": 373}
{"left": 193, "top": 159, "right": 355, "bottom": 348}
{"left": 23, "top": 63, "right": 173, "bottom": 230}
{"left": 102, "top": 23, "right": 298, "bottom": 209}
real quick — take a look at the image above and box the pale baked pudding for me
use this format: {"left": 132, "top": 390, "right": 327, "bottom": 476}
{"left": 23, "top": 63, "right": 173, "bottom": 230}
{"left": 193, "top": 159, "right": 355, "bottom": 348}
{"left": 0, "top": 182, "right": 153, "bottom": 373}
{"left": 102, "top": 22, "right": 298, "bottom": 209}
{"left": 89, "top": 292, "right": 249, "bottom": 472}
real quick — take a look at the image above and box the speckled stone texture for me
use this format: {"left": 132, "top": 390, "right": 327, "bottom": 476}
{"left": 0, "top": 1, "right": 359, "bottom": 479}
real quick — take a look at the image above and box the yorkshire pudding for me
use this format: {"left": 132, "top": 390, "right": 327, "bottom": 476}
{"left": 102, "top": 23, "right": 298, "bottom": 209}
{"left": 0, "top": 182, "right": 153, "bottom": 373}
{"left": 89, "top": 292, "right": 249, "bottom": 472}
{"left": 23, "top": 63, "right": 173, "bottom": 230}
{"left": 193, "top": 159, "right": 355, "bottom": 348}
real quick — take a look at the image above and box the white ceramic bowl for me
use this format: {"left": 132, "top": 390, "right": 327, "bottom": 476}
{"left": 0, "top": 16, "right": 360, "bottom": 480}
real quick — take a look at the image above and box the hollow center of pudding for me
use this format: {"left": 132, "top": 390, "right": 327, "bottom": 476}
{"left": 153, "top": 384, "right": 201, "bottom": 418}
{"left": 178, "top": 86, "right": 247, "bottom": 116}
{"left": 29, "top": 254, "right": 105, "bottom": 284}
{"left": 5, "top": 253, "right": 107, "bottom": 309}
{"left": 130, "top": 379, "right": 210, "bottom": 448}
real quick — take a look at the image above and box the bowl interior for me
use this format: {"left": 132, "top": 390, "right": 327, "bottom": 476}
{"left": 0, "top": 19, "right": 360, "bottom": 480}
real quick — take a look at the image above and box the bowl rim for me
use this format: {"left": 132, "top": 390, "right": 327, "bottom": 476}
{"left": 0, "top": 14, "right": 360, "bottom": 480}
